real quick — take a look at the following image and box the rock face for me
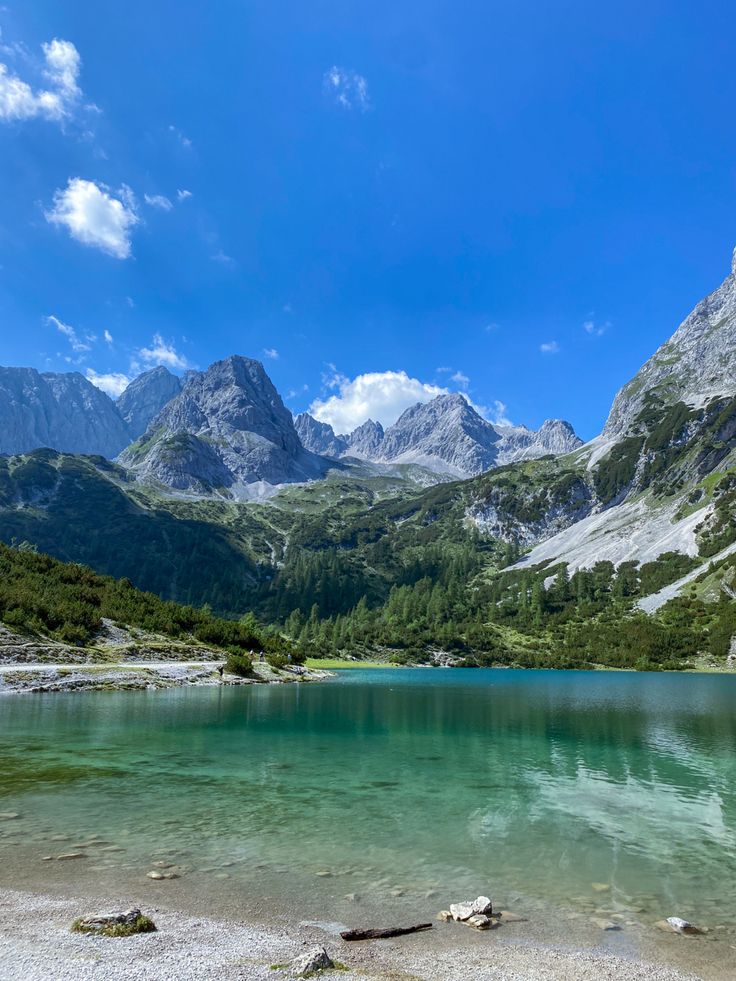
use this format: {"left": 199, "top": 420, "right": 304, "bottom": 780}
{"left": 120, "top": 356, "right": 328, "bottom": 495}
{"left": 294, "top": 412, "right": 348, "bottom": 457}
{"left": 0, "top": 368, "right": 131, "bottom": 458}
{"left": 378, "top": 395, "right": 499, "bottom": 475}
{"left": 346, "top": 418, "right": 386, "bottom": 458}
{"left": 604, "top": 249, "right": 736, "bottom": 436}
{"left": 296, "top": 397, "right": 581, "bottom": 478}
{"left": 116, "top": 366, "right": 182, "bottom": 440}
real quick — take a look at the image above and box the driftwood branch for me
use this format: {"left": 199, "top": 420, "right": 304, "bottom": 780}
{"left": 340, "top": 923, "right": 433, "bottom": 941}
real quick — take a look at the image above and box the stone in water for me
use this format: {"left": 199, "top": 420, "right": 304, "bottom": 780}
{"left": 449, "top": 896, "right": 493, "bottom": 921}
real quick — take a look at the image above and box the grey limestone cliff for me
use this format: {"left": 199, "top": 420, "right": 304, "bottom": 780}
{"left": 116, "top": 366, "right": 182, "bottom": 440}
{"left": 0, "top": 367, "right": 131, "bottom": 458}
{"left": 294, "top": 413, "right": 349, "bottom": 457}
{"left": 604, "top": 249, "right": 736, "bottom": 436}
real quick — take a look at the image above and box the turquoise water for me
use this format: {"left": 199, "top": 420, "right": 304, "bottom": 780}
{"left": 1, "top": 669, "right": 735, "bottom": 972}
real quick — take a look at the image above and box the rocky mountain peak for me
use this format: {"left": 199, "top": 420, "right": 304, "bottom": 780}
{"left": 604, "top": 249, "right": 736, "bottom": 437}
{"left": 120, "top": 355, "right": 325, "bottom": 495}
{"left": 377, "top": 395, "right": 500, "bottom": 475}
{"left": 116, "top": 366, "right": 182, "bottom": 440}
{"left": 346, "top": 419, "right": 385, "bottom": 458}
{"left": 294, "top": 413, "right": 348, "bottom": 457}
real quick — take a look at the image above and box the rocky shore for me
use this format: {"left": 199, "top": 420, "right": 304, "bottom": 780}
{"left": 0, "top": 621, "right": 332, "bottom": 694}
{"left": 0, "top": 887, "right": 705, "bottom": 981}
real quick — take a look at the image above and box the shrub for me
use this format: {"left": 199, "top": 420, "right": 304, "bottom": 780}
{"left": 225, "top": 653, "right": 253, "bottom": 677}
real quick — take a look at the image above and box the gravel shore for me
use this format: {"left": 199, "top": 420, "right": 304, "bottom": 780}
{"left": 0, "top": 887, "right": 704, "bottom": 981}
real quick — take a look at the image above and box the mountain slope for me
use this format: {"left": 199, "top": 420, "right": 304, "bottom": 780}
{"left": 0, "top": 368, "right": 131, "bottom": 458}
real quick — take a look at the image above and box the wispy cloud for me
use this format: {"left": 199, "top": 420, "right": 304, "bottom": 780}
{"left": 540, "top": 341, "right": 560, "bottom": 354}
{"left": 45, "top": 178, "right": 139, "bottom": 259}
{"left": 489, "top": 400, "right": 513, "bottom": 427}
{"left": 211, "top": 249, "right": 234, "bottom": 266}
{"left": 169, "top": 124, "right": 192, "bottom": 148}
{"left": 0, "top": 37, "right": 82, "bottom": 123}
{"left": 437, "top": 365, "right": 470, "bottom": 389}
{"left": 144, "top": 193, "right": 173, "bottom": 211}
{"left": 104, "top": 329, "right": 113, "bottom": 344}
{"left": 176, "top": 189, "right": 192, "bottom": 201}
{"left": 583, "top": 318, "right": 610, "bottom": 337}
{"left": 323, "top": 66, "right": 370, "bottom": 111}
{"left": 46, "top": 314, "right": 91, "bottom": 353}
{"left": 263, "top": 347, "right": 279, "bottom": 360}
{"left": 135, "top": 333, "right": 190, "bottom": 371}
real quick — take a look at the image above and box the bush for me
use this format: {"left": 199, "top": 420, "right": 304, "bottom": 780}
{"left": 225, "top": 653, "right": 253, "bottom": 677}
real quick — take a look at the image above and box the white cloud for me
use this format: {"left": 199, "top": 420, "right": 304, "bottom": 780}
{"left": 104, "top": 329, "right": 113, "bottom": 344}
{"left": 85, "top": 368, "right": 130, "bottom": 398}
{"left": 583, "top": 318, "right": 609, "bottom": 337}
{"left": 46, "top": 314, "right": 90, "bottom": 353}
{"left": 540, "top": 341, "right": 560, "bottom": 354}
{"left": 144, "top": 193, "right": 173, "bottom": 211}
{"left": 42, "top": 39, "right": 80, "bottom": 100}
{"left": 136, "top": 333, "right": 189, "bottom": 370}
{"left": 263, "top": 347, "right": 279, "bottom": 360}
{"left": 177, "top": 188, "right": 192, "bottom": 201}
{"left": 0, "top": 37, "right": 81, "bottom": 122}
{"left": 310, "top": 370, "right": 448, "bottom": 433}
{"left": 323, "top": 66, "right": 370, "bottom": 111}
{"left": 45, "top": 178, "right": 139, "bottom": 259}
{"left": 451, "top": 370, "right": 470, "bottom": 387}
{"left": 211, "top": 249, "right": 234, "bottom": 265}
{"left": 485, "top": 322, "right": 500, "bottom": 332}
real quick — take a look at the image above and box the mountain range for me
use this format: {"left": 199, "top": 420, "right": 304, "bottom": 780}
{"left": 2, "top": 248, "right": 736, "bottom": 664}
{"left": 0, "top": 355, "right": 581, "bottom": 492}
{"left": 295, "top": 396, "right": 581, "bottom": 476}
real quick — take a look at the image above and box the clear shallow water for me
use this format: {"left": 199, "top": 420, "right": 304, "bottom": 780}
{"left": 1, "top": 669, "right": 735, "bottom": 973}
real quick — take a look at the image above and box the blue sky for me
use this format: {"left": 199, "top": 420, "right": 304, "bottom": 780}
{"left": 1, "top": 1, "right": 735, "bottom": 439}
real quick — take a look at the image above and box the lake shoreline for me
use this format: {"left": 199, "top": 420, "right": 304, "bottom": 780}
{"left": 0, "top": 886, "right": 703, "bottom": 981}
{"left": 0, "top": 659, "right": 333, "bottom": 694}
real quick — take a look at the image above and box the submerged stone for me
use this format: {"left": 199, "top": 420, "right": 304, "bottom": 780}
{"left": 466, "top": 914, "right": 494, "bottom": 930}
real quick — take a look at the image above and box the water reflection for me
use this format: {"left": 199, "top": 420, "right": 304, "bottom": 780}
{"left": 0, "top": 669, "right": 735, "bottom": 926}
